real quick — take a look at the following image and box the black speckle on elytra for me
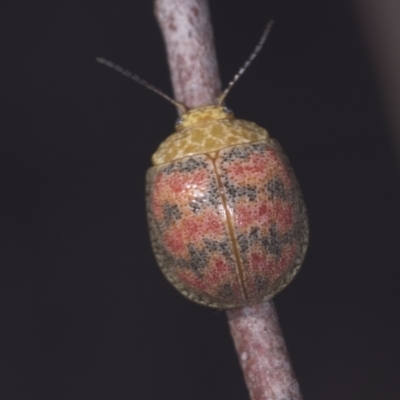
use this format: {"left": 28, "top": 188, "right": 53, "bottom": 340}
{"left": 254, "top": 274, "right": 269, "bottom": 293}
{"left": 163, "top": 203, "right": 182, "bottom": 226}
{"left": 189, "top": 199, "right": 202, "bottom": 213}
{"left": 162, "top": 157, "right": 208, "bottom": 175}
{"left": 261, "top": 222, "right": 291, "bottom": 257}
{"left": 181, "top": 158, "right": 207, "bottom": 173}
{"left": 188, "top": 178, "right": 221, "bottom": 212}
{"left": 217, "top": 283, "right": 235, "bottom": 300}
{"left": 203, "top": 239, "right": 234, "bottom": 262}
{"left": 237, "top": 234, "right": 249, "bottom": 253}
{"left": 221, "top": 142, "right": 268, "bottom": 164}
{"left": 248, "top": 227, "right": 260, "bottom": 244}
{"left": 266, "top": 177, "right": 288, "bottom": 201}
{"left": 205, "top": 178, "right": 221, "bottom": 207}
{"left": 224, "top": 183, "right": 258, "bottom": 202}
{"left": 242, "top": 185, "right": 257, "bottom": 201}
{"left": 224, "top": 182, "right": 238, "bottom": 200}
{"left": 187, "top": 244, "right": 208, "bottom": 276}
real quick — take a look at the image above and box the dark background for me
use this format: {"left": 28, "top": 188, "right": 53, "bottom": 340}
{"left": 2, "top": 0, "right": 400, "bottom": 399}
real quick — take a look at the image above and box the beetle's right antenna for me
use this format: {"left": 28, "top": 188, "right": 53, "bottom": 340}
{"left": 217, "top": 20, "right": 274, "bottom": 105}
{"left": 96, "top": 57, "right": 188, "bottom": 115}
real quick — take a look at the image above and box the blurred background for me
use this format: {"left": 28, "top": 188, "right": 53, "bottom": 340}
{"left": 1, "top": 0, "right": 400, "bottom": 399}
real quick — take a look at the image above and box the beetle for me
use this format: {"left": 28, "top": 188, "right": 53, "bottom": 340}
{"left": 97, "top": 21, "right": 309, "bottom": 309}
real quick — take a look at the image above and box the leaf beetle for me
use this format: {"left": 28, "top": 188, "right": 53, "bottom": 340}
{"left": 97, "top": 21, "right": 308, "bottom": 309}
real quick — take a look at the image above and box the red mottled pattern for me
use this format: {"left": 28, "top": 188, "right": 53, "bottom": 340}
{"left": 146, "top": 140, "right": 308, "bottom": 309}
{"left": 147, "top": 155, "right": 245, "bottom": 307}
{"left": 216, "top": 140, "right": 307, "bottom": 305}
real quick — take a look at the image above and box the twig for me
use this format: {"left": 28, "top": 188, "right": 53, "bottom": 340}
{"left": 154, "top": 1, "right": 303, "bottom": 399}
{"left": 154, "top": 0, "right": 221, "bottom": 110}
{"left": 227, "top": 302, "right": 302, "bottom": 400}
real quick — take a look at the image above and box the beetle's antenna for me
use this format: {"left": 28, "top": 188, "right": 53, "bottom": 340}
{"left": 217, "top": 20, "right": 274, "bottom": 105}
{"left": 96, "top": 57, "right": 187, "bottom": 114}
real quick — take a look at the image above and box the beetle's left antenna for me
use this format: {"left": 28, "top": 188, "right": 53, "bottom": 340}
{"left": 217, "top": 20, "right": 274, "bottom": 105}
{"left": 96, "top": 57, "right": 187, "bottom": 114}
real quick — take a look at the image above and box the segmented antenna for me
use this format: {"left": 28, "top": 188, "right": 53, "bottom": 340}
{"left": 96, "top": 57, "right": 187, "bottom": 114}
{"left": 217, "top": 20, "right": 275, "bottom": 105}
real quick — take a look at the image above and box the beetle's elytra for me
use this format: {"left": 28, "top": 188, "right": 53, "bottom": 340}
{"left": 146, "top": 106, "right": 308, "bottom": 309}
